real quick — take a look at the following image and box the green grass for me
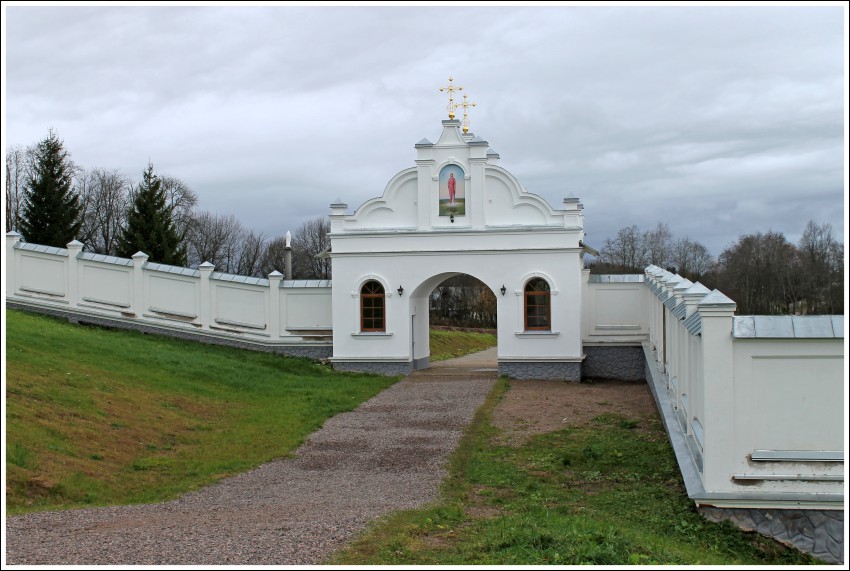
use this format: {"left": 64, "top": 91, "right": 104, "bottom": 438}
{"left": 334, "top": 380, "right": 819, "bottom": 565}
{"left": 5, "top": 309, "right": 399, "bottom": 515}
{"left": 429, "top": 329, "right": 497, "bottom": 361}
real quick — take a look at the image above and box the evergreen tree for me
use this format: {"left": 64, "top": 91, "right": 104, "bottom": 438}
{"left": 117, "top": 163, "right": 186, "bottom": 265}
{"left": 20, "top": 130, "right": 82, "bottom": 247}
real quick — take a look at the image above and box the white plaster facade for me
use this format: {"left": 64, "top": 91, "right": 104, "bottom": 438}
{"left": 328, "top": 119, "right": 587, "bottom": 378}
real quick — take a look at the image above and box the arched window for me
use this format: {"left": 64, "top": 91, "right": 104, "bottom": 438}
{"left": 360, "top": 281, "right": 385, "bottom": 332}
{"left": 524, "top": 278, "right": 551, "bottom": 331}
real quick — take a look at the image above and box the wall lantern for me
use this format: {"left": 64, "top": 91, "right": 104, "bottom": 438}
{"left": 450, "top": 214, "right": 455, "bottom": 223}
{"left": 500, "top": 285, "right": 507, "bottom": 296}
{"left": 397, "top": 285, "right": 404, "bottom": 296}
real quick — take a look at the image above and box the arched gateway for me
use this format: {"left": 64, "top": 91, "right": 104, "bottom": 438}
{"left": 329, "top": 117, "right": 588, "bottom": 380}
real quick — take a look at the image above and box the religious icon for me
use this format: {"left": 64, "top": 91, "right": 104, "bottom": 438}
{"left": 439, "top": 165, "right": 465, "bottom": 217}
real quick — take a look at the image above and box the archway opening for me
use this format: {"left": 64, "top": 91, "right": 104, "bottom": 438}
{"left": 409, "top": 273, "right": 498, "bottom": 369}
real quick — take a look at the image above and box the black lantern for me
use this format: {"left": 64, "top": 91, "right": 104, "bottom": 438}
{"left": 397, "top": 285, "right": 404, "bottom": 296}
{"left": 500, "top": 285, "right": 507, "bottom": 296}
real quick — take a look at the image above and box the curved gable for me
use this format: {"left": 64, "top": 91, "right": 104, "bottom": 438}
{"left": 331, "top": 119, "right": 583, "bottom": 238}
{"left": 345, "top": 168, "right": 418, "bottom": 230}
{"left": 484, "top": 166, "right": 563, "bottom": 227}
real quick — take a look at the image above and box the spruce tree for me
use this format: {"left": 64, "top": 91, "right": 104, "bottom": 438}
{"left": 20, "top": 130, "right": 82, "bottom": 247}
{"left": 117, "top": 163, "right": 186, "bottom": 265}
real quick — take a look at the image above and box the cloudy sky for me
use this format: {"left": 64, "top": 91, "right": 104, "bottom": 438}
{"left": 3, "top": 3, "right": 846, "bottom": 257}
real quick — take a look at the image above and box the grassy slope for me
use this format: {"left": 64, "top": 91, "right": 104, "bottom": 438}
{"left": 5, "top": 309, "right": 398, "bottom": 514}
{"left": 429, "top": 329, "right": 497, "bottom": 361}
{"left": 334, "top": 381, "right": 818, "bottom": 565}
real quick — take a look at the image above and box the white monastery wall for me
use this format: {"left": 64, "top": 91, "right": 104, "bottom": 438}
{"left": 5, "top": 233, "right": 332, "bottom": 358}
{"left": 582, "top": 275, "right": 648, "bottom": 344}
{"left": 644, "top": 265, "right": 843, "bottom": 509}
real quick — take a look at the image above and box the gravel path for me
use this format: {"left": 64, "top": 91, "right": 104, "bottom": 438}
{"left": 5, "top": 359, "right": 497, "bottom": 565}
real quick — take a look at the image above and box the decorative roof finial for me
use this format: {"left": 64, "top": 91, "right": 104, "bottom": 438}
{"left": 439, "top": 76, "right": 463, "bottom": 120}
{"left": 460, "top": 94, "right": 476, "bottom": 133}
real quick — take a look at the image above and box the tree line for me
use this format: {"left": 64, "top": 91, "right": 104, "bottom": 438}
{"left": 5, "top": 130, "right": 331, "bottom": 279}
{"left": 8, "top": 130, "right": 841, "bottom": 315}
{"left": 590, "top": 222, "right": 844, "bottom": 315}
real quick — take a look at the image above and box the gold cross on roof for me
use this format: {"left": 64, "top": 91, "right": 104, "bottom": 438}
{"left": 460, "top": 94, "right": 476, "bottom": 133}
{"left": 439, "top": 76, "right": 463, "bottom": 119}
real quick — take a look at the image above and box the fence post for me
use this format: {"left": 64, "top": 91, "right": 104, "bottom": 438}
{"left": 199, "top": 261, "right": 214, "bottom": 330}
{"left": 66, "top": 240, "right": 84, "bottom": 308}
{"left": 268, "top": 270, "right": 283, "bottom": 340}
{"left": 697, "top": 289, "right": 737, "bottom": 492}
{"left": 131, "top": 251, "right": 149, "bottom": 318}
{"left": 6, "top": 231, "right": 21, "bottom": 298}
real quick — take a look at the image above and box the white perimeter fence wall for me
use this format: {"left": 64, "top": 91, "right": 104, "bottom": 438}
{"left": 644, "top": 264, "right": 844, "bottom": 508}
{"left": 5, "top": 233, "right": 333, "bottom": 357}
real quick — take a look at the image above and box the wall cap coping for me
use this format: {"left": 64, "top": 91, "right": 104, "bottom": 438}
{"left": 588, "top": 274, "right": 644, "bottom": 283}
{"left": 211, "top": 272, "right": 268, "bottom": 286}
{"left": 698, "top": 289, "right": 736, "bottom": 307}
{"left": 733, "top": 315, "right": 844, "bottom": 339}
{"left": 684, "top": 282, "right": 712, "bottom": 296}
{"left": 146, "top": 262, "right": 200, "bottom": 278}
{"left": 281, "top": 279, "right": 332, "bottom": 288}
{"left": 79, "top": 252, "right": 133, "bottom": 266}
{"left": 16, "top": 242, "right": 69, "bottom": 256}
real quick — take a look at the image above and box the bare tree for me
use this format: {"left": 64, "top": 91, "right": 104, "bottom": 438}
{"left": 184, "top": 211, "right": 271, "bottom": 276}
{"left": 159, "top": 176, "right": 198, "bottom": 242}
{"left": 712, "top": 230, "right": 797, "bottom": 315}
{"left": 185, "top": 211, "right": 244, "bottom": 271}
{"left": 235, "top": 229, "right": 267, "bottom": 277}
{"left": 643, "top": 222, "right": 673, "bottom": 268}
{"left": 292, "top": 217, "right": 331, "bottom": 279}
{"left": 261, "top": 235, "right": 289, "bottom": 276}
{"left": 5, "top": 145, "right": 34, "bottom": 233}
{"left": 600, "top": 225, "right": 647, "bottom": 272}
{"left": 76, "top": 168, "right": 130, "bottom": 255}
{"left": 797, "top": 220, "right": 844, "bottom": 314}
{"left": 669, "top": 237, "right": 713, "bottom": 281}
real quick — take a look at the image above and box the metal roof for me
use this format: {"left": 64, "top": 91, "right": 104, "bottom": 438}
{"left": 663, "top": 295, "right": 680, "bottom": 310}
{"left": 145, "top": 262, "right": 201, "bottom": 278}
{"left": 588, "top": 274, "right": 644, "bottom": 283}
{"left": 698, "top": 289, "right": 736, "bottom": 307}
{"left": 672, "top": 300, "right": 689, "bottom": 320}
{"left": 281, "top": 280, "right": 332, "bottom": 288}
{"left": 16, "top": 242, "right": 68, "bottom": 256}
{"left": 79, "top": 252, "right": 133, "bottom": 266}
{"left": 684, "top": 311, "right": 702, "bottom": 336}
{"left": 733, "top": 315, "right": 844, "bottom": 339}
{"left": 211, "top": 272, "right": 270, "bottom": 287}
{"left": 684, "top": 282, "right": 712, "bottom": 296}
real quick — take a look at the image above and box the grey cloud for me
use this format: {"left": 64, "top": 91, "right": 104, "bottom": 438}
{"left": 4, "top": 5, "right": 844, "bottom": 257}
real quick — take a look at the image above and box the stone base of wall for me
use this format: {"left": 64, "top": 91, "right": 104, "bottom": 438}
{"left": 413, "top": 356, "right": 430, "bottom": 370}
{"left": 8, "top": 301, "right": 333, "bottom": 360}
{"left": 332, "top": 361, "right": 413, "bottom": 376}
{"left": 699, "top": 506, "right": 844, "bottom": 564}
{"left": 498, "top": 361, "right": 581, "bottom": 382}
{"left": 582, "top": 345, "right": 646, "bottom": 380}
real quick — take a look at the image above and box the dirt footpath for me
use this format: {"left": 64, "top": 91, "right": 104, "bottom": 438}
{"left": 492, "top": 378, "right": 657, "bottom": 445}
